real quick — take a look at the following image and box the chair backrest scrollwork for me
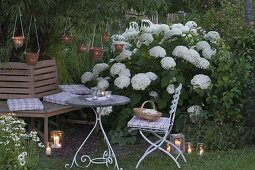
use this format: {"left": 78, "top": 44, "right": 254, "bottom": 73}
{"left": 169, "top": 84, "right": 182, "bottom": 125}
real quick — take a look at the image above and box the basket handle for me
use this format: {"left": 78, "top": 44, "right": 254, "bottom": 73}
{"left": 141, "top": 100, "right": 156, "bottom": 110}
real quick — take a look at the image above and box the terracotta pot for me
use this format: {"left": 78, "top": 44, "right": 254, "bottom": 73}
{"left": 91, "top": 47, "right": 103, "bottom": 61}
{"left": 25, "top": 52, "right": 39, "bottom": 65}
{"left": 12, "top": 36, "right": 24, "bottom": 48}
{"left": 62, "top": 35, "right": 73, "bottom": 44}
{"left": 114, "top": 43, "right": 124, "bottom": 52}
{"left": 101, "top": 32, "right": 110, "bottom": 43}
{"left": 78, "top": 43, "right": 89, "bottom": 53}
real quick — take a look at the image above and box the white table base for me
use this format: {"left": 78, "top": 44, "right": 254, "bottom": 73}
{"left": 65, "top": 107, "right": 123, "bottom": 170}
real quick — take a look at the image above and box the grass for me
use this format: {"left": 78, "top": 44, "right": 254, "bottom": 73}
{"left": 37, "top": 147, "right": 255, "bottom": 170}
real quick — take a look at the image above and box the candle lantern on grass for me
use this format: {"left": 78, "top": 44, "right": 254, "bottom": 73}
{"left": 50, "top": 130, "right": 64, "bottom": 148}
{"left": 197, "top": 143, "right": 205, "bottom": 156}
{"left": 185, "top": 142, "right": 193, "bottom": 154}
{"left": 170, "top": 133, "right": 185, "bottom": 153}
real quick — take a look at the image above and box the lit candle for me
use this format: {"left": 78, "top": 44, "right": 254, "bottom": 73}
{"left": 187, "top": 146, "right": 192, "bottom": 154}
{"left": 101, "top": 91, "right": 105, "bottom": 96}
{"left": 175, "top": 139, "right": 181, "bottom": 148}
{"left": 46, "top": 146, "right": 51, "bottom": 155}
{"left": 199, "top": 148, "right": 204, "bottom": 156}
{"left": 167, "top": 144, "right": 171, "bottom": 152}
{"left": 54, "top": 135, "right": 60, "bottom": 146}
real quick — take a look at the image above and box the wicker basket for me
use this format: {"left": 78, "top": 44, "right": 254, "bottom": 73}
{"left": 133, "top": 101, "right": 162, "bottom": 122}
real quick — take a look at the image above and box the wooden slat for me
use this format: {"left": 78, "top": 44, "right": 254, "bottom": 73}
{"left": 0, "top": 82, "right": 30, "bottom": 88}
{"left": 0, "top": 75, "right": 30, "bottom": 81}
{"left": 34, "top": 78, "right": 58, "bottom": 87}
{"left": 34, "top": 72, "right": 56, "bottom": 81}
{"left": 34, "top": 60, "right": 55, "bottom": 69}
{"left": 0, "top": 62, "right": 30, "bottom": 70}
{"left": 0, "top": 88, "right": 29, "bottom": 94}
{"left": 35, "top": 89, "right": 60, "bottom": 98}
{"left": 34, "top": 66, "right": 56, "bottom": 75}
{"left": 0, "top": 70, "right": 30, "bottom": 76}
{"left": 0, "top": 94, "right": 30, "bottom": 99}
{"left": 35, "top": 84, "right": 58, "bottom": 93}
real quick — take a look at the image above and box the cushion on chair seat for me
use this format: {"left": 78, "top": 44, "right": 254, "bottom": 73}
{"left": 43, "top": 92, "right": 79, "bottom": 105}
{"left": 59, "top": 84, "right": 91, "bottom": 95}
{"left": 7, "top": 98, "right": 44, "bottom": 111}
{"left": 128, "top": 116, "right": 170, "bottom": 132}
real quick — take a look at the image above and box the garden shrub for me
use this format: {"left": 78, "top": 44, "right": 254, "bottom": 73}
{"left": 0, "top": 114, "right": 44, "bottom": 169}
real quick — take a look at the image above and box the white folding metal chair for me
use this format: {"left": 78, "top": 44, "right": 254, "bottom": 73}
{"left": 127, "top": 84, "right": 186, "bottom": 169}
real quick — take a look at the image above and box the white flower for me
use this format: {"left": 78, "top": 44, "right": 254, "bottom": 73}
{"left": 187, "top": 105, "right": 202, "bottom": 116}
{"left": 38, "top": 142, "right": 45, "bottom": 148}
{"left": 149, "top": 46, "right": 166, "bottom": 58}
{"left": 202, "top": 48, "right": 216, "bottom": 60}
{"left": 169, "top": 77, "right": 176, "bottom": 83}
{"left": 114, "top": 76, "right": 130, "bottom": 89}
{"left": 151, "top": 24, "right": 170, "bottom": 35}
{"left": 191, "top": 74, "right": 211, "bottom": 89}
{"left": 96, "top": 77, "right": 104, "bottom": 82}
{"left": 20, "top": 160, "right": 26, "bottom": 166}
{"left": 97, "top": 79, "right": 109, "bottom": 89}
{"left": 197, "top": 58, "right": 210, "bottom": 69}
{"left": 119, "top": 68, "right": 131, "bottom": 77}
{"left": 81, "top": 72, "right": 93, "bottom": 83}
{"left": 137, "top": 33, "right": 154, "bottom": 47}
{"left": 110, "top": 63, "right": 126, "bottom": 76}
{"left": 185, "top": 21, "right": 197, "bottom": 29}
{"left": 144, "top": 72, "right": 157, "bottom": 81}
{"left": 183, "top": 49, "right": 201, "bottom": 65}
{"left": 131, "top": 73, "right": 151, "bottom": 90}
{"left": 111, "top": 34, "right": 125, "bottom": 42}
{"left": 160, "top": 57, "right": 176, "bottom": 70}
{"left": 18, "top": 153, "right": 25, "bottom": 161}
{"left": 97, "top": 106, "right": 112, "bottom": 116}
{"left": 22, "top": 152, "right": 27, "bottom": 156}
{"left": 196, "top": 41, "right": 211, "bottom": 51}
{"left": 149, "top": 91, "right": 158, "bottom": 98}
{"left": 140, "top": 19, "right": 153, "bottom": 33}
{"left": 93, "top": 63, "right": 109, "bottom": 76}
{"left": 190, "top": 29, "right": 198, "bottom": 35}
{"left": 170, "top": 23, "right": 184, "bottom": 29}
{"left": 161, "top": 28, "right": 182, "bottom": 42}
{"left": 122, "top": 31, "right": 139, "bottom": 40}
{"left": 179, "top": 26, "right": 190, "bottom": 33}
{"left": 172, "top": 46, "right": 189, "bottom": 57}
{"left": 204, "top": 31, "right": 220, "bottom": 43}
{"left": 166, "top": 84, "right": 175, "bottom": 94}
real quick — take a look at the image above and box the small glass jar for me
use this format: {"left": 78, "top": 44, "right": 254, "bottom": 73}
{"left": 197, "top": 143, "right": 205, "bottom": 156}
{"left": 185, "top": 142, "right": 193, "bottom": 154}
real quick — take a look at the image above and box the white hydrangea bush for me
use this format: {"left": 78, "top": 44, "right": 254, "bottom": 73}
{"left": 81, "top": 19, "right": 226, "bottom": 112}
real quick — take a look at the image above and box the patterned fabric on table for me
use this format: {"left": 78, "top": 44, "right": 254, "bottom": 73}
{"left": 128, "top": 116, "right": 170, "bottom": 132}
{"left": 7, "top": 98, "right": 44, "bottom": 111}
{"left": 43, "top": 92, "right": 79, "bottom": 105}
{"left": 59, "top": 84, "right": 91, "bottom": 95}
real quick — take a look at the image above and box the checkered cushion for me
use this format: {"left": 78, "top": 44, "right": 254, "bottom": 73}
{"left": 7, "top": 98, "right": 44, "bottom": 111}
{"left": 43, "top": 92, "right": 79, "bottom": 105}
{"left": 59, "top": 84, "right": 91, "bottom": 95}
{"left": 128, "top": 116, "right": 170, "bottom": 132}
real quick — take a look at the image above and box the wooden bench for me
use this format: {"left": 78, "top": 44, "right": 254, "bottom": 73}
{"left": 0, "top": 59, "right": 84, "bottom": 145}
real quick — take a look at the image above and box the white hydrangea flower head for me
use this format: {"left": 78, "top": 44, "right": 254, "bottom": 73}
{"left": 196, "top": 58, "right": 210, "bottom": 69}
{"left": 97, "top": 106, "right": 112, "bottom": 116}
{"left": 96, "top": 77, "right": 104, "bottom": 82}
{"left": 111, "top": 34, "right": 126, "bottom": 42}
{"left": 114, "top": 76, "right": 130, "bottom": 89}
{"left": 115, "top": 50, "right": 132, "bottom": 62}
{"left": 137, "top": 33, "right": 154, "bottom": 46}
{"left": 204, "top": 31, "right": 220, "bottom": 43}
{"left": 151, "top": 24, "right": 170, "bottom": 35}
{"left": 191, "top": 74, "right": 211, "bottom": 89}
{"left": 149, "top": 91, "right": 158, "bottom": 98}
{"left": 81, "top": 72, "right": 93, "bottom": 83}
{"left": 185, "top": 21, "right": 198, "bottom": 29}
{"left": 167, "top": 84, "right": 175, "bottom": 94}
{"left": 97, "top": 79, "right": 109, "bottom": 89}
{"left": 187, "top": 105, "right": 202, "bottom": 116}
{"left": 202, "top": 48, "right": 216, "bottom": 60}
{"left": 128, "top": 21, "right": 139, "bottom": 31}
{"left": 131, "top": 73, "right": 151, "bottom": 90}
{"left": 110, "top": 63, "right": 126, "bottom": 76}
{"left": 182, "top": 49, "right": 200, "bottom": 66}
{"left": 190, "top": 29, "right": 199, "bottom": 35}
{"left": 161, "top": 28, "right": 182, "bottom": 42}
{"left": 140, "top": 19, "right": 153, "bottom": 33}
{"left": 122, "top": 31, "right": 139, "bottom": 40}
{"left": 170, "top": 23, "right": 184, "bottom": 29}
{"left": 160, "top": 57, "right": 176, "bottom": 70}
{"left": 145, "top": 72, "right": 158, "bottom": 81}
{"left": 92, "top": 63, "right": 109, "bottom": 76}
{"left": 196, "top": 41, "right": 211, "bottom": 51}
{"left": 119, "top": 68, "right": 131, "bottom": 77}
{"left": 179, "top": 26, "right": 190, "bottom": 33}
{"left": 149, "top": 46, "right": 166, "bottom": 58}
{"left": 172, "top": 46, "right": 189, "bottom": 57}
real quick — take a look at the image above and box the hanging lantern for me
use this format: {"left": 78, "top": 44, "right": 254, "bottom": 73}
{"left": 78, "top": 43, "right": 89, "bottom": 53}
{"left": 101, "top": 32, "right": 110, "bottom": 43}
{"left": 24, "top": 15, "right": 40, "bottom": 65}
{"left": 50, "top": 130, "right": 64, "bottom": 148}
{"left": 169, "top": 133, "right": 185, "bottom": 154}
{"left": 114, "top": 43, "right": 124, "bottom": 53}
{"left": 91, "top": 47, "right": 103, "bottom": 61}
{"left": 12, "top": 7, "right": 25, "bottom": 48}
{"left": 63, "top": 18, "right": 73, "bottom": 44}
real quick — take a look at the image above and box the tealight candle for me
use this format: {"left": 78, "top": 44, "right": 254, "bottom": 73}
{"left": 166, "top": 144, "right": 171, "bottom": 152}
{"left": 46, "top": 143, "right": 52, "bottom": 155}
{"left": 174, "top": 139, "right": 181, "bottom": 148}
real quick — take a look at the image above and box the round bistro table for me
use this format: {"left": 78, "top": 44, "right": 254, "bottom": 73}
{"left": 65, "top": 95, "right": 130, "bottom": 170}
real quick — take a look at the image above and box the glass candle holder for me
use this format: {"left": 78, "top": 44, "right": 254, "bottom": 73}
{"left": 166, "top": 143, "right": 171, "bottom": 152}
{"left": 50, "top": 130, "right": 64, "bottom": 148}
{"left": 197, "top": 143, "right": 205, "bottom": 156}
{"left": 185, "top": 142, "right": 193, "bottom": 154}
{"left": 105, "top": 91, "right": 112, "bottom": 98}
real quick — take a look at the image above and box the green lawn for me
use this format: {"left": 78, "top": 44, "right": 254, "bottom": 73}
{"left": 37, "top": 147, "right": 255, "bottom": 170}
